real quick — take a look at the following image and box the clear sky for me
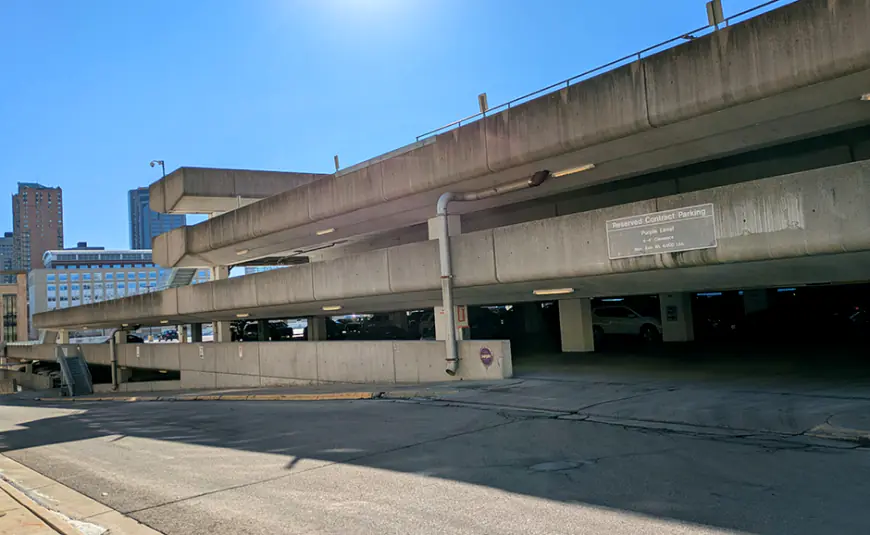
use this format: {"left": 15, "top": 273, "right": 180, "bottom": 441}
{"left": 0, "top": 0, "right": 785, "bottom": 250}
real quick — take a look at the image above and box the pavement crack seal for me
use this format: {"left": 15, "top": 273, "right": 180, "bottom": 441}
{"left": 122, "top": 418, "right": 520, "bottom": 517}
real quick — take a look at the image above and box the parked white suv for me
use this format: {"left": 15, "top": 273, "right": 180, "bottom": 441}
{"left": 592, "top": 305, "right": 662, "bottom": 342}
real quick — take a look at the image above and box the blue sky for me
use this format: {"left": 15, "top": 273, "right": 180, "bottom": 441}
{"left": 0, "top": 0, "right": 784, "bottom": 249}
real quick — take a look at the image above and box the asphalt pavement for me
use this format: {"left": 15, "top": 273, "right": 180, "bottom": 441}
{"left": 0, "top": 357, "right": 869, "bottom": 534}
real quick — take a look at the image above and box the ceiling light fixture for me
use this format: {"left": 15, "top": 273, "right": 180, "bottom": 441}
{"left": 316, "top": 228, "right": 336, "bottom": 236}
{"left": 236, "top": 313, "right": 250, "bottom": 318}
{"left": 121, "top": 323, "right": 129, "bottom": 327}
{"left": 533, "top": 288, "right": 575, "bottom": 296}
{"left": 159, "top": 319, "right": 169, "bottom": 324}
{"left": 861, "top": 93, "right": 870, "bottom": 101}
{"left": 321, "top": 305, "right": 342, "bottom": 311}
{"left": 551, "top": 164, "right": 596, "bottom": 178}
{"left": 236, "top": 249, "right": 249, "bottom": 256}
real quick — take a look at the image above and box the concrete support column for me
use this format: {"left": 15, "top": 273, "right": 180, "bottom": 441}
{"left": 211, "top": 266, "right": 231, "bottom": 343}
{"left": 190, "top": 324, "right": 203, "bottom": 343}
{"left": 307, "top": 317, "right": 327, "bottom": 341}
{"left": 257, "top": 320, "right": 269, "bottom": 342}
{"left": 659, "top": 292, "right": 695, "bottom": 342}
{"left": 558, "top": 298, "right": 595, "bottom": 352}
{"left": 114, "top": 330, "right": 128, "bottom": 344}
{"left": 178, "top": 325, "right": 188, "bottom": 343}
{"left": 58, "top": 329, "right": 69, "bottom": 344}
{"left": 434, "top": 306, "right": 468, "bottom": 341}
{"left": 427, "top": 215, "right": 461, "bottom": 241}
{"left": 428, "top": 215, "right": 463, "bottom": 342}
{"left": 743, "top": 289, "right": 769, "bottom": 316}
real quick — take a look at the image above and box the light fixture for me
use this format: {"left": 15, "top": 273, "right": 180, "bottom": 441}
{"left": 159, "top": 319, "right": 169, "bottom": 324}
{"left": 236, "top": 313, "right": 250, "bottom": 318}
{"left": 861, "top": 94, "right": 870, "bottom": 101}
{"left": 121, "top": 323, "right": 129, "bottom": 327}
{"left": 533, "top": 288, "right": 575, "bottom": 296}
{"left": 316, "top": 228, "right": 336, "bottom": 236}
{"left": 236, "top": 249, "right": 249, "bottom": 256}
{"left": 321, "top": 305, "right": 342, "bottom": 311}
{"left": 551, "top": 164, "right": 596, "bottom": 178}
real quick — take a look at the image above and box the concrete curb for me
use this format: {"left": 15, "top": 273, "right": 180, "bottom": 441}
{"left": 33, "top": 389, "right": 458, "bottom": 404}
{"left": 36, "top": 391, "right": 381, "bottom": 403}
{"left": 0, "top": 474, "right": 82, "bottom": 535}
{"left": 0, "top": 455, "right": 161, "bottom": 535}
{"left": 806, "top": 423, "right": 870, "bottom": 446}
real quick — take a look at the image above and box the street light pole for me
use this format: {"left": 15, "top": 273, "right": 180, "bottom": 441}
{"left": 150, "top": 160, "right": 166, "bottom": 177}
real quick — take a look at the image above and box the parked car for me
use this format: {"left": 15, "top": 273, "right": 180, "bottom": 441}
{"left": 159, "top": 330, "right": 178, "bottom": 341}
{"left": 126, "top": 334, "right": 144, "bottom": 343}
{"left": 592, "top": 305, "right": 662, "bottom": 342}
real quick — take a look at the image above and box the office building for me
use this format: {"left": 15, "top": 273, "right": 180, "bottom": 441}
{"left": 128, "top": 187, "right": 186, "bottom": 249}
{"left": 27, "top": 246, "right": 210, "bottom": 337}
{"left": 244, "top": 265, "right": 286, "bottom": 276}
{"left": 0, "top": 232, "right": 14, "bottom": 284}
{"left": 0, "top": 273, "right": 27, "bottom": 343}
{"left": 12, "top": 182, "right": 63, "bottom": 272}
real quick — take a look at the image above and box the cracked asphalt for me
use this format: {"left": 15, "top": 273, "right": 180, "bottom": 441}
{"left": 1, "top": 371, "right": 869, "bottom": 534}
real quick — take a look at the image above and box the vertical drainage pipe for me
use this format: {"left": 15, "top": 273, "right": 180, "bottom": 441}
{"left": 110, "top": 329, "right": 119, "bottom": 390}
{"left": 437, "top": 170, "right": 551, "bottom": 375}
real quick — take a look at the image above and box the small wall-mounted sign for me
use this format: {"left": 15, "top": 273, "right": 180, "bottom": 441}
{"left": 480, "top": 347, "right": 494, "bottom": 368}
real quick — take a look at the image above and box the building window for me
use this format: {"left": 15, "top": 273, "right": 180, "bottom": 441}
{"left": 47, "top": 274, "right": 56, "bottom": 282}
{"left": 59, "top": 274, "right": 67, "bottom": 281}
{"left": 47, "top": 285, "right": 56, "bottom": 292}
{"left": 2, "top": 294, "right": 17, "bottom": 342}
{"left": 71, "top": 284, "right": 79, "bottom": 292}
{"left": 59, "top": 285, "right": 68, "bottom": 292}
{"left": 117, "top": 282, "right": 124, "bottom": 289}
{"left": 105, "top": 273, "right": 113, "bottom": 280}
{"left": 138, "top": 272, "right": 146, "bottom": 280}
{"left": 83, "top": 273, "right": 91, "bottom": 281}
{"left": 71, "top": 273, "right": 80, "bottom": 282}
{"left": 148, "top": 271, "right": 157, "bottom": 279}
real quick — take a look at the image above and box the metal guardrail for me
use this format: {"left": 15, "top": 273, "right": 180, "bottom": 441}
{"left": 416, "top": 0, "right": 793, "bottom": 141}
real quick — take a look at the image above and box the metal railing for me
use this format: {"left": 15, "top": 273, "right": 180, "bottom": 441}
{"left": 417, "top": 0, "right": 792, "bottom": 141}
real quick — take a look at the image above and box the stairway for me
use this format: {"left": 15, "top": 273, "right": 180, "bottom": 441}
{"left": 56, "top": 347, "right": 93, "bottom": 397}
{"left": 158, "top": 267, "right": 199, "bottom": 290}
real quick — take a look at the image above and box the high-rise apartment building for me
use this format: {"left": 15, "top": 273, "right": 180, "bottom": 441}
{"left": 0, "top": 232, "right": 14, "bottom": 284}
{"left": 128, "top": 187, "right": 186, "bottom": 249}
{"left": 12, "top": 182, "right": 63, "bottom": 272}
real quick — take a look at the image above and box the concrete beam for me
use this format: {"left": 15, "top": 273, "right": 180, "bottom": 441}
{"left": 149, "top": 167, "right": 330, "bottom": 215}
{"left": 33, "top": 160, "right": 870, "bottom": 329}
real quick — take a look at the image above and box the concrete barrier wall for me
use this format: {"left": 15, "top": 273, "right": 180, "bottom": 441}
{"left": 10, "top": 340, "right": 510, "bottom": 389}
{"left": 177, "top": 340, "right": 510, "bottom": 388}
{"left": 0, "top": 370, "right": 54, "bottom": 391}
{"left": 92, "top": 340, "right": 509, "bottom": 388}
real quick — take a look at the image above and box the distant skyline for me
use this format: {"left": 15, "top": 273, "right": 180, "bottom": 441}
{"left": 0, "top": 0, "right": 789, "bottom": 249}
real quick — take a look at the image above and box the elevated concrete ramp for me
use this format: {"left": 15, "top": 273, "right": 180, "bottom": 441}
{"left": 153, "top": 0, "right": 870, "bottom": 268}
{"left": 149, "top": 167, "right": 330, "bottom": 215}
{"left": 33, "top": 160, "right": 870, "bottom": 329}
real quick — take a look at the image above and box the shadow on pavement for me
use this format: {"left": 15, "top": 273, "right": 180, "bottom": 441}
{"left": 0, "top": 348, "right": 868, "bottom": 534}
